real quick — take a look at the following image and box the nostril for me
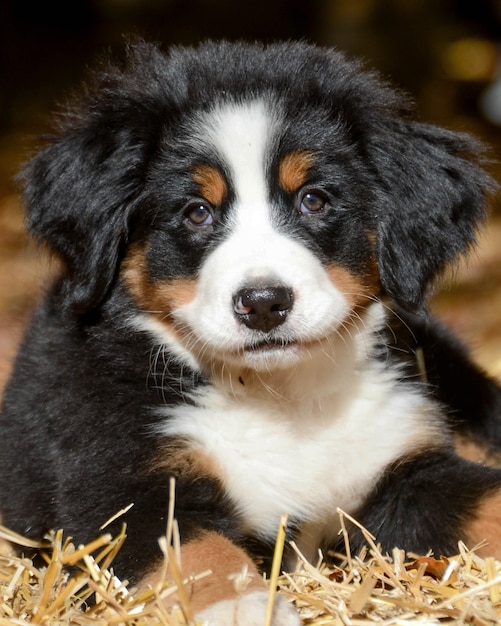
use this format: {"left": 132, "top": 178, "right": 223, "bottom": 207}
{"left": 234, "top": 295, "right": 253, "bottom": 316}
{"left": 233, "top": 285, "right": 294, "bottom": 332}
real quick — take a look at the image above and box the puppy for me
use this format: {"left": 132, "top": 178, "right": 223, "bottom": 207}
{"left": 1, "top": 40, "right": 501, "bottom": 625}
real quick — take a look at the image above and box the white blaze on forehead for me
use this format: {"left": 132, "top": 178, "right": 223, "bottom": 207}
{"left": 202, "top": 99, "right": 277, "bottom": 227}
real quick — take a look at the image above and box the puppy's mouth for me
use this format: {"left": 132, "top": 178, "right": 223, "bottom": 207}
{"left": 244, "top": 337, "right": 298, "bottom": 352}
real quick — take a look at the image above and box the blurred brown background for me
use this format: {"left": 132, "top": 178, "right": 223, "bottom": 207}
{"left": 1, "top": 0, "right": 500, "bottom": 393}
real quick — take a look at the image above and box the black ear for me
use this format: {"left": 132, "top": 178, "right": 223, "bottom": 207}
{"left": 18, "top": 42, "right": 170, "bottom": 314}
{"left": 373, "top": 121, "right": 496, "bottom": 311}
{"left": 20, "top": 123, "right": 147, "bottom": 314}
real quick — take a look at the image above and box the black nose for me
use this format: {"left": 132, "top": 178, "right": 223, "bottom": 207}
{"left": 233, "top": 285, "right": 294, "bottom": 332}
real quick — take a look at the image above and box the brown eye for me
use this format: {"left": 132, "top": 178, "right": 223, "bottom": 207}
{"left": 185, "top": 204, "right": 214, "bottom": 226}
{"left": 300, "top": 192, "right": 326, "bottom": 214}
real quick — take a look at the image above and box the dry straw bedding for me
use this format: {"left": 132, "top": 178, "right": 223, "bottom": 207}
{"left": 1, "top": 508, "right": 501, "bottom": 626}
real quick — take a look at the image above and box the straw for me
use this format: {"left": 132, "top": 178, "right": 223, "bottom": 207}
{"left": 1, "top": 508, "right": 501, "bottom": 624}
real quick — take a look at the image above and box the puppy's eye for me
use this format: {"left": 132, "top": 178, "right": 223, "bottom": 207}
{"left": 299, "top": 192, "right": 326, "bottom": 214}
{"left": 184, "top": 204, "right": 214, "bottom": 226}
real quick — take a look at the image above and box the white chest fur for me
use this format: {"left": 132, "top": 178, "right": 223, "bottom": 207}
{"left": 158, "top": 355, "right": 441, "bottom": 557}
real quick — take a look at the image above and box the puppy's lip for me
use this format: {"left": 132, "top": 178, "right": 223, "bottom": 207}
{"left": 243, "top": 335, "right": 326, "bottom": 354}
{"left": 244, "top": 337, "right": 297, "bottom": 352}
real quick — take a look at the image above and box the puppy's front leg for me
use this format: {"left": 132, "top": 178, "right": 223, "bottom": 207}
{"left": 351, "top": 450, "right": 501, "bottom": 559}
{"left": 143, "top": 531, "right": 300, "bottom": 625}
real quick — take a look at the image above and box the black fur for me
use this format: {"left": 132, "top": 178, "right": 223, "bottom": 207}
{"left": 351, "top": 450, "right": 501, "bottom": 556}
{"left": 388, "top": 307, "right": 501, "bottom": 444}
{"left": 1, "top": 41, "right": 501, "bottom": 591}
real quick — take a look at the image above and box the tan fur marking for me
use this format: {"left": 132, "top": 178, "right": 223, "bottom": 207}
{"left": 192, "top": 164, "right": 227, "bottom": 207}
{"left": 326, "top": 264, "right": 374, "bottom": 309}
{"left": 455, "top": 435, "right": 501, "bottom": 467}
{"left": 122, "top": 244, "right": 196, "bottom": 325}
{"left": 140, "top": 532, "right": 265, "bottom": 613}
{"left": 150, "top": 443, "right": 221, "bottom": 480}
{"left": 154, "top": 280, "right": 197, "bottom": 311}
{"left": 363, "top": 232, "right": 384, "bottom": 292}
{"left": 122, "top": 244, "right": 150, "bottom": 304}
{"left": 467, "top": 490, "right": 501, "bottom": 558}
{"left": 278, "top": 151, "right": 316, "bottom": 193}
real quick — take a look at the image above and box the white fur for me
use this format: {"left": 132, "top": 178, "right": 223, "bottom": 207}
{"left": 196, "top": 590, "right": 300, "bottom": 626}
{"left": 134, "top": 100, "right": 445, "bottom": 562}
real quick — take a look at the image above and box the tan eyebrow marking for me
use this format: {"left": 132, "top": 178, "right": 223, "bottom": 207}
{"left": 278, "top": 150, "right": 316, "bottom": 193}
{"left": 192, "top": 164, "right": 228, "bottom": 206}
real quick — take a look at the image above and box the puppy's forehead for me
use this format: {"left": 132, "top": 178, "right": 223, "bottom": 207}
{"left": 195, "top": 98, "right": 278, "bottom": 204}
{"left": 189, "top": 98, "right": 320, "bottom": 208}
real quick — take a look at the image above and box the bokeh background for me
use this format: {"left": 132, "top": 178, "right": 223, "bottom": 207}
{"left": 1, "top": 0, "right": 500, "bottom": 393}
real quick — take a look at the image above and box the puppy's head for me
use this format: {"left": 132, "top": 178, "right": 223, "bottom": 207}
{"left": 21, "top": 41, "right": 495, "bottom": 371}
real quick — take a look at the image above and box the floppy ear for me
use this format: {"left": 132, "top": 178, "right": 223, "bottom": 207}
{"left": 20, "top": 111, "right": 153, "bottom": 315}
{"left": 18, "top": 41, "right": 170, "bottom": 315}
{"left": 373, "top": 121, "right": 495, "bottom": 311}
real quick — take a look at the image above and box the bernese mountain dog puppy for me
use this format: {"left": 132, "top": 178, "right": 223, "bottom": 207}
{"left": 1, "top": 40, "right": 501, "bottom": 624}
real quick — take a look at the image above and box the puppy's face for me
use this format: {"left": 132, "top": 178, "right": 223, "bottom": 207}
{"left": 124, "top": 98, "right": 380, "bottom": 371}
{"left": 22, "top": 42, "right": 490, "bottom": 372}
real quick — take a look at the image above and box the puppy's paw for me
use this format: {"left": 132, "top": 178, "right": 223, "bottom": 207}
{"left": 195, "top": 589, "right": 301, "bottom": 625}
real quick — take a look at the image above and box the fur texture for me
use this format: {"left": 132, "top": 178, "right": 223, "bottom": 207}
{"left": 1, "top": 41, "right": 501, "bottom": 624}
